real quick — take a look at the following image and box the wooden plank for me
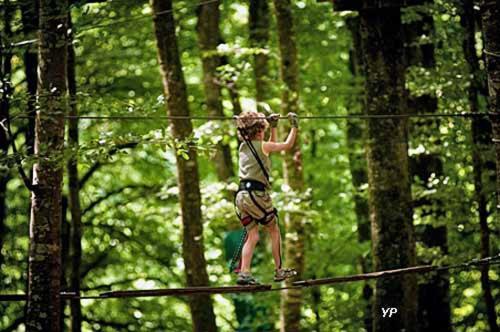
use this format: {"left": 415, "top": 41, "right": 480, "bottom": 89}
{"left": 3, "top": 256, "right": 499, "bottom": 301}
{"left": 332, "top": 0, "right": 428, "bottom": 11}
{"left": 99, "top": 285, "right": 273, "bottom": 298}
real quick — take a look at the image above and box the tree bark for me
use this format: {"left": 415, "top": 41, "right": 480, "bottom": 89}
{"left": 20, "top": 0, "right": 39, "bottom": 159}
{"left": 196, "top": 0, "right": 234, "bottom": 181}
{"left": 0, "top": 152, "right": 7, "bottom": 283}
{"left": 465, "top": 2, "right": 499, "bottom": 331}
{"left": 0, "top": 0, "right": 13, "bottom": 280}
{"left": 415, "top": 225, "right": 451, "bottom": 332}
{"left": 26, "top": 0, "right": 68, "bottom": 330}
{"left": 60, "top": 195, "right": 70, "bottom": 330}
{"left": 249, "top": 0, "right": 271, "bottom": 106}
{"left": 220, "top": 55, "right": 243, "bottom": 117}
{"left": 228, "top": 84, "right": 243, "bottom": 116}
{"left": 20, "top": 0, "right": 39, "bottom": 322}
{"left": 346, "top": 17, "right": 373, "bottom": 332}
{"left": 151, "top": 1, "right": 217, "bottom": 331}
{"left": 481, "top": 0, "right": 500, "bottom": 211}
{"left": 404, "top": 10, "right": 452, "bottom": 332}
{"left": 311, "top": 281, "right": 321, "bottom": 332}
{"left": 67, "top": 15, "right": 83, "bottom": 332}
{"left": 359, "top": 8, "right": 417, "bottom": 332}
{"left": 272, "top": 1, "right": 305, "bottom": 331}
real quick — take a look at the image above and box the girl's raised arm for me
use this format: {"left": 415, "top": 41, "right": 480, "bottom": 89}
{"left": 267, "top": 114, "right": 279, "bottom": 142}
{"left": 263, "top": 113, "right": 298, "bottom": 154}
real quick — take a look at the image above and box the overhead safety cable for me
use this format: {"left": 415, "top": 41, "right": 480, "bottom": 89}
{"left": 8, "top": 0, "right": 220, "bottom": 48}
{"left": 77, "top": 0, "right": 219, "bottom": 32}
{"left": 11, "top": 112, "right": 492, "bottom": 121}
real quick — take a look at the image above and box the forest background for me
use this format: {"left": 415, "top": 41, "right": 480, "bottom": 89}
{"left": 0, "top": 0, "right": 499, "bottom": 331}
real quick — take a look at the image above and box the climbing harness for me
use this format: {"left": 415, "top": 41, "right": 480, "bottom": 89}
{"left": 235, "top": 180, "right": 278, "bottom": 225}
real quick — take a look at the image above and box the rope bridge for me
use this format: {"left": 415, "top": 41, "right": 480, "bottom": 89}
{"left": 1, "top": 254, "right": 499, "bottom": 301}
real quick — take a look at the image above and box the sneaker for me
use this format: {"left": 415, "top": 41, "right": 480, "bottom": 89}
{"left": 274, "top": 268, "right": 298, "bottom": 282}
{"left": 237, "top": 272, "right": 260, "bottom": 285}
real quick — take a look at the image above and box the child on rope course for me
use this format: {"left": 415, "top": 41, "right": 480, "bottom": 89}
{"left": 233, "top": 111, "right": 299, "bottom": 285}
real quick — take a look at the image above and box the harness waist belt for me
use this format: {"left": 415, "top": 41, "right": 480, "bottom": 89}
{"left": 239, "top": 180, "right": 266, "bottom": 192}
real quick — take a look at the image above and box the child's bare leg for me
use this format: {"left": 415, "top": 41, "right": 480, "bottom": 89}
{"left": 240, "top": 225, "right": 259, "bottom": 273}
{"left": 266, "top": 218, "right": 282, "bottom": 269}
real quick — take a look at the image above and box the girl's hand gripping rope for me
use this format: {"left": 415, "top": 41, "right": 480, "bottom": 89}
{"left": 288, "top": 112, "right": 299, "bottom": 128}
{"left": 267, "top": 114, "right": 280, "bottom": 128}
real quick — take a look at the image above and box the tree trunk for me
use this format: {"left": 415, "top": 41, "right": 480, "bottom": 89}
{"left": 467, "top": 2, "right": 499, "bottom": 331}
{"left": 20, "top": 0, "right": 39, "bottom": 159}
{"left": 346, "top": 17, "right": 373, "bottom": 332}
{"left": 67, "top": 15, "right": 83, "bottom": 332}
{"left": 196, "top": 0, "right": 234, "bottom": 181}
{"left": 151, "top": 1, "right": 217, "bottom": 331}
{"left": 249, "top": 0, "right": 271, "bottom": 106}
{"left": 272, "top": 1, "right": 305, "bottom": 331}
{"left": 20, "top": 0, "right": 39, "bottom": 321}
{"left": 0, "top": 156, "right": 7, "bottom": 282}
{"left": 0, "top": 0, "right": 13, "bottom": 280}
{"left": 415, "top": 225, "right": 451, "bottom": 332}
{"left": 60, "top": 196, "right": 70, "bottom": 330}
{"left": 26, "top": 0, "right": 68, "bottom": 330}
{"left": 404, "top": 10, "right": 452, "bottom": 332}
{"left": 228, "top": 84, "right": 243, "bottom": 116}
{"left": 311, "top": 281, "right": 321, "bottom": 332}
{"left": 359, "top": 8, "right": 417, "bottom": 332}
{"left": 481, "top": 0, "right": 500, "bottom": 210}
{"left": 220, "top": 55, "right": 243, "bottom": 117}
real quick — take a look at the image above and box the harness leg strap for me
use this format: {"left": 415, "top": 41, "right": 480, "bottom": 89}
{"left": 248, "top": 190, "right": 277, "bottom": 225}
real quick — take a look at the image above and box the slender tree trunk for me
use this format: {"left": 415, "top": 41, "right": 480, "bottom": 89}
{"left": 196, "top": 0, "right": 234, "bottom": 181}
{"left": 467, "top": 2, "right": 500, "bottom": 331}
{"left": 404, "top": 10, "right": 452, "bottom": 332}
{"left": 411, "top": 157, "right": 451, "bottom": 332}
{"left": 228, "top": 84, "right": 243, "bottom": 116}
{"left": 0, "top": 157, "right": 7, "bottom": 282}
{"left": 346, "top": 17, "right": 370, "bottom": 252}
{"left": 359, "top": 8, "right": 417, "bottom": 332}
{"left": 151, "top": 1, "right": 217, "bottom": 331}
{"left": 311, "top": 282, "right": 321, "bottom": 332}
{"left": 20, "top": 0, "right": 39, "bottom": 158}
{"left": 481, "top": 0, "right": 500, "bottom": 209}
{"left": 249, "top": 0, "right": 270, "bottom": 107}
{"left": 221, "top": 54, "right": 243, "bottom": 117}
{"left": 60, "top": 196, "right": 69, "bottom": 330}
{"left": 0, "top": 0, "right": 13, "bottom": 280}
{"left": 414, "top": 225, "right": 451, "bottom": 332}
{"left": 66, "top": 15, "right": 83, "bottom": 332}
{"left": 20, "top": 0, "right": 39, "bottom": 321}
{"left": 272, "top": 1, "right": 305, "bottom": 331}
{"left": 26, "top": 0, "right": 68, "bottom": 330}
{"left": 346, "top": 17, "right": 373, "bottom": 332}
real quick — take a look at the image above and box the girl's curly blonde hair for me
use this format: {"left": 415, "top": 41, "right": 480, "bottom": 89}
{"left": 236, "top": 111, "right": 269, "bottom": 141}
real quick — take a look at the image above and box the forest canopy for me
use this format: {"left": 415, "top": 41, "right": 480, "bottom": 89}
{"left": 0, "top": 0, "right": 499, "bottom": 331}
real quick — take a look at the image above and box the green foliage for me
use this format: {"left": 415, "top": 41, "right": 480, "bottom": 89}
{"left": 1, "top": 0, "right": 499, "bottom": 331}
